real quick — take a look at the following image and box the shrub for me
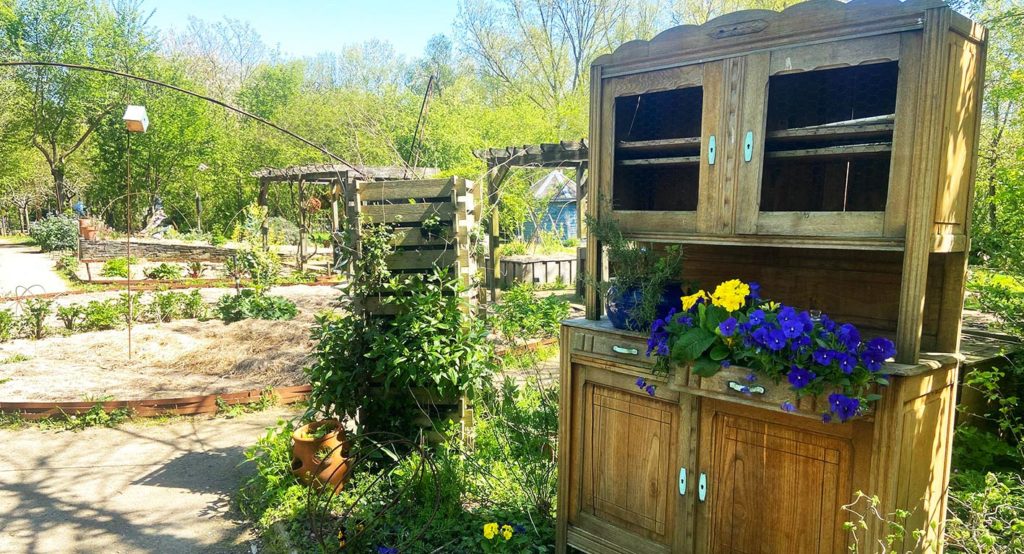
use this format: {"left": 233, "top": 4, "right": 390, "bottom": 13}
{"left": 494, "top": 283, "right": 571, "bottom": 342}
{"left": 216, "top": 289, "right": 297, "bottom": 323}
{"left": 117, "top": 292, "right": 143, "bottom": 324}
{"left": 149, "top": 291, "right": 185, "bottom": 322}
{"left": 55, "top": 252, "right": 79, "bottom": 278}
{"left": 100, "top": 257, "right": 138, "bottom": 278}
{"left": 182, "top": 290, "right": 208, "bottom": 320}
{"left": 266, "top": 216, "right": 299, "bottom": 244}
{"left": 82, "top": 300, "right": 120, "bottom": 331}
{"left": 144, "top": 263, "right": 183, "bottom": 280}
{"left": 56, "top": 304, "right": 85, "bottom": 331}
{"left": 186, "top": 261, "right": 205, "bottom": 279}
{"left": 946, "top": 471, "right": 1024, "bottom": 553}
{"left": 19, "top": 298, "right": 53, "bottom": 340}
{"left": 0, "top": 309, "right": 14, "bottom": 342}
{"left": 29, "top": 214, "right": 78, "bottom": 252}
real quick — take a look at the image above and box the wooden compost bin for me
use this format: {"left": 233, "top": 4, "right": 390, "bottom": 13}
{"left": 500, "top": 253, "right": 577, "bottom": 288}
{"left": 560, "top": 1, "right": 987, "bottom": 553}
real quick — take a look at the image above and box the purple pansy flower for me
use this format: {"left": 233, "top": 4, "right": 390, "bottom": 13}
{"left": 865, "top": 336, "right": 896, "bottom": 359}
{"left": 837, "top": 323, "right": 861, "bottom": 351}
{"left": 837, "top": 352, "right": 857, "bottom": 374}
{"left": 765, "top": 328, "right": 787, "bottom": 351}
{"left": 719, "top": 317, "right": 738, "bottom": 337}
{"left": 828, "top": 393, "right": 861, "bottom": 422}
{"left": 780, "top": 401, "right": 796, "bottom": 413}
{"left": 821, "top": 412, "right": 833, "bottom": 424}
{"left": 812, "top": 348, "right": 834, "bottom": 366}
{"left": 787, "top": 366, "right": 816, "bottom": 389}
{"left": 747, "top": 309, "right": 766, "bottom": 326}
{"left": 645, "top": 384, "right": 656, "bottom": 396}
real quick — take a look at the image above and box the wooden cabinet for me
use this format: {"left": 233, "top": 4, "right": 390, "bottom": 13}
{"left": 567, "top": 2, "right": 984, "bottom": 552}
{"left": 558, "top": 321, "right": 959, "bottom": 554}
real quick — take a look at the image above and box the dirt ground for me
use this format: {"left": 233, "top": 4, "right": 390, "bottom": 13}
{"left": 0, "top": 285, "right": 340, "bottom": 402}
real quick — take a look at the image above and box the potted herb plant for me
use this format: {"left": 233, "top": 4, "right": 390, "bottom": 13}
{"left": 291, "top": 419, "right": 349, "bottom": 491}
{"left": 587, "top": 216, "right": 685, "bottom": 331}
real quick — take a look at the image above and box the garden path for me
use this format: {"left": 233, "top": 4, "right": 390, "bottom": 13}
{"left": 0, "top": 407, "right": 299, "bottom": 553}
{"left": 0, "top": 239, "right": 68, "bottom": 297}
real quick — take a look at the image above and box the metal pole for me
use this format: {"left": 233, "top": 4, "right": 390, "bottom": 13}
{"left": 126, "top": 131, "right": 132, "bottom": 360}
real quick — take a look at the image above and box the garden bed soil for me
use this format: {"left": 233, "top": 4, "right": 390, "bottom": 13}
{"left": 0, "top": 285, "right": 338, "bottom": 402}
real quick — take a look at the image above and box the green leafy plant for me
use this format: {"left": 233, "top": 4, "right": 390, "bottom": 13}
{"left": 216, "top": 289, "right": 297, "bottom": 323}
{"left": 144, "top": 263, "right": 184, "bottom": 280}
{"left": 55, "top": 252, "right": 80, "bottom": 278}
{"left": 100, "top": 256, "right": 138, "bottom": 278}
{"left": 19, "top": 298, "right": 53, "bottom": 340}
{"left": 946, "top": 471, "right": 1024, "bottom": 553}
{"left": 842, "top": 492, "right": 931, "bottom": 553}
{"left": 117, "top": 292, "right": 143, "bottom": 324}
{"left": 494, "top": 283, "right": 570, "bottom": 342}
{"left": 149, "top": 291, "right": 185, "bottom": 322}
{"left": 29, "top": 214, "right": 78, "bottom": 252}
{"left": 181, "top": 290, "right": 208, "bottom": 320}
{"left": 0, "top": 309, "right": 14, "bottom": 342}
{"left": 56, "top": 304, "right": 85, "bottom": 331}
{"left": 587, "top": 215, "right": 684, "bottom": 329}
{"left": 82, "top": 300, "right": 121, "bottom": 331}
{"left": 186, "top": 261, "right": 205, "bottom": 279}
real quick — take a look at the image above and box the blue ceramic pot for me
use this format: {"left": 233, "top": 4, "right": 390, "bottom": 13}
{"left": 606, "top": 282, "right": 684, "bottom": 331}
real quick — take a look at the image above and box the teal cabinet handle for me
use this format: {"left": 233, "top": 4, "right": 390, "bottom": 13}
{"left": 708, "top": 135, "right": 717, "bottom": 165}
{"left": 744, "top": 130, "right": 754, "bottom": 162}
{"left": 699, "top": 472, "right": 708, "bottom": 502}
{"left": 612, "top": 345, "right": 638, "bottom": 355}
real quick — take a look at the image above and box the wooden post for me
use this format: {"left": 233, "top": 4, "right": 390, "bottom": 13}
{"left": 194, "top": 192, "right": 203, "bottom": 233}
{"left": 257, "top": 177, "right": 270, "bottom": 250}
{"left": 584, "top": 64, "right": 604, "bottom": 320}
{"left": 486, "top": 164, "right": 509, "bottom": 303}
{"left": 297, "top": 177, "right": 306, "bottom": 272}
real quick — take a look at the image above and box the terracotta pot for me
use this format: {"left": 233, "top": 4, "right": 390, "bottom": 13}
{"left": 290, "top": 419, "right": 349, "bottom": 492}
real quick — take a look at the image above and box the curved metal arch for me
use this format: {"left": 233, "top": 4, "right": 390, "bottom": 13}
{"left": 0, "top": 60, "right": 364, "bottom": 179}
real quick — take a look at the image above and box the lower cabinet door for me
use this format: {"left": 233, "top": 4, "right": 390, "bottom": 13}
{"left": 567, "top": 364, "right": 694, "bottom": 553}
{"left": 699, "top": 400, "right": 855, "bottom": 554}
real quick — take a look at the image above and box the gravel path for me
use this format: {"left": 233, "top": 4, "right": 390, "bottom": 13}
{"left": 0, "top": 407, "right": 298, "bottom": 553}
{"left": 0, "top": 240, "right": 68, "bottom": 297}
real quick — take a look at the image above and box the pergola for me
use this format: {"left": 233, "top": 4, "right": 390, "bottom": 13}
{"left": 472, "top": 140, "right": 589, "bottom": 300}
{"left": 251, "top": 163, "right": 440, "bottom": 269}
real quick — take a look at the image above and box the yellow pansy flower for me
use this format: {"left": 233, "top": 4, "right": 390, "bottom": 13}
{"left": 710, "top": 279, "right": 750, "bottom": 312}
{"left": 501, "top": 524, "right": 514, "bottom": 540}
{"left": 681, "top": 290, "right": 708, "bottom": 311}
{"left": 763, "top": 301, "right": 781, "bottom": 311}
{"left": 483, "top": 522, "right": 498, "bottom": 540}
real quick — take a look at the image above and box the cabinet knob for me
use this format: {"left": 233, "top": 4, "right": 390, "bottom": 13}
{"left": 679, "top": 467, "right": 687, "bottom": 496}
{"left": 743, "top": 131, "right": 754, "bottom": 162}
{"left": 698, "top": 472, "right": 708, "bottom": 502}
{"left": 708, "top": 135, "right": 717, "bottom": 165}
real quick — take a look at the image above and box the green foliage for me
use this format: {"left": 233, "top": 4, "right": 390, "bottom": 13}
{"left": 226, "top": 249, "right": 282, "bottom": 294}
{"left": 181, "top": 289, "right": 209, "bottom": 320}
{"left": 587, "top": 215, "right": 685, "bottom": 329}
{"left": 28, "top": 214, "right": 78, "bottom": 252}
{"left": 149, "top": 291, "right": 185, "bottom": 323}
{"left": 19, "top": 298, "right": 52, "bottom": 340}
{"left": 100, "top": 256, "right": 138, "bottom": 278}
{"left": 946, "top": 471, "right": 1024, "bottom": 553}
{"left": 144, "top": 263, "right": 184, "bottom": 280}
{"left": 117, "top": 292, "right": 143, "bottom": 324}
{"left": 842, "top": 492, "right": 931, "bottom": 553}
{"left": 81, "top": 299, "right": 120, "bottom": 331}
{"left": 216, "top": 289, "right": 297, "bottom": 323}
{"left": 185, "top": 261, "right": 205, "bottom": 279}
{"left": 494, "top": 283, "right": 570, "bottom": 341}
{"left": 0, "top": 308, "right": 14, "bottom": 342}
{"left": 55, "top": 252, "right": 80, "bottom": 279}
{"left": 55, "top": 304, "right": 85, "bottom": 331}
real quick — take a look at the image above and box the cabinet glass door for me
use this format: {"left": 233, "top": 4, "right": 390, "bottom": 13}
{"left": 603, "top": 64, "right": 715, "bottom": 236}
{"left": 737, "top": 33, "right": 917, "bottom": 238}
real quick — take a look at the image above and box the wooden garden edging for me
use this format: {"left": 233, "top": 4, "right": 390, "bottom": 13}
{"left": 0, "top": 384, "right": 312, "bottom": 420}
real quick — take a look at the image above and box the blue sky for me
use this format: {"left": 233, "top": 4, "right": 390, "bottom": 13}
{"left": 145, "top": 0, "right": 462, "bottom": 59}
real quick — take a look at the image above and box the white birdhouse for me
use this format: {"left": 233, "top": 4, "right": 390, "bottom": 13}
{"left": 123, "top": 105, "right": 149, "bottom": 133}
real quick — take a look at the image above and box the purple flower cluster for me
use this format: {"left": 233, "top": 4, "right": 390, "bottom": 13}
{"left": 645, "top": 285, "right": 897, "bottom": 423}
{"left": 635, "top": 376, "right": 656, "bottom": 396}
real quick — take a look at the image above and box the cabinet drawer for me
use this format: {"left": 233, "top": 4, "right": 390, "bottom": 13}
{"left": 571, "top": 330, "right": 653, "bottom": 368}
{"left": 699, "top": 366, "right": 799, "bottom": 412}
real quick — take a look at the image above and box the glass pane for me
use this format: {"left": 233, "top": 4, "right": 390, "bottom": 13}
{"left": 760, "top": 62, "right": 898, "bottom": 212}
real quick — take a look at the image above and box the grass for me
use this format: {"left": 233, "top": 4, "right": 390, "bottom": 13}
{"left": 0, "top": 235, "right": 36, "bottom": 246}
{"left": 0, "top": 353, "right": 30, "bottom": 364}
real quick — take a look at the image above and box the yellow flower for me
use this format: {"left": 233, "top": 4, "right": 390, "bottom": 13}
{"left": 681, "top": 290, "right": 708, "bottom": 311}
{"left": 483, "top": 522, "right": 498, "bottom": 540}
{"left": 710, "top": 279, "right": 750, "bottom": 312}
{"left": 764, "top": 301, "right": 781, "bottom": 311}
{"left": 501, "top": 524, "right": 514, "bottom": 540}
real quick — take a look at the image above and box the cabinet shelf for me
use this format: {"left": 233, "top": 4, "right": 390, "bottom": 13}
{"left": 617, "top": 137, "right": 701, "bottom": 153}
{"left": 765, "top": 142, "right": 892, "bottom": 160}
{"left": 618, "top": 155, "right": 701, "bottom": 166}
{"left": 766, "top": 115, "right": 895, "bottom": 142}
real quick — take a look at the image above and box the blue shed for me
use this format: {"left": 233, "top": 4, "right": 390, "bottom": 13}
{"left": 523, "top": 170, "right": 578, "bottom": 241}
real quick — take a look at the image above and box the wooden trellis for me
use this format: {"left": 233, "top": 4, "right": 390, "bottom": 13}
{"left": 344, "top": 176, "right": 484, "bottom": 441}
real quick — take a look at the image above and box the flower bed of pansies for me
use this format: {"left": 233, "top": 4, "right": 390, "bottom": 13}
{"left": 645, "top": 279, "right": 895, "bottom": 423}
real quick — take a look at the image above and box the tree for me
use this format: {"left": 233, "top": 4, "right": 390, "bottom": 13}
{"left": 0, "top": 0, "right": 154, "bottom": 211}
